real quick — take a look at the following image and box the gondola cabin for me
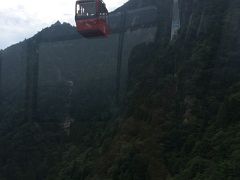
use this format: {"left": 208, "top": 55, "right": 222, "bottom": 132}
{"left": 75, "top": 0, "right": 110, "bottom": 37}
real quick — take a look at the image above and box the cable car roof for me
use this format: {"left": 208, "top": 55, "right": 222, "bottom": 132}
{"left": 76, "top": 0, "right": 104, "bottom": 3}
{"left": 76, "top": 0, "right": 106, "bottom": 6}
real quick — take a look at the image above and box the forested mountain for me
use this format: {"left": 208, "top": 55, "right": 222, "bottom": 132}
{"left": 0, "top": 0, "right": 240, "bottom": 179}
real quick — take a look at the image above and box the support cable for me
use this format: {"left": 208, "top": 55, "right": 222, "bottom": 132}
{"left": 116, "top": 10, "right": 127, "bottom": 104}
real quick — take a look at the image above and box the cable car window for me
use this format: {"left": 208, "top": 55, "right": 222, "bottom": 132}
{"left": 76, "top": 1, "right": 96, "bottom": 17}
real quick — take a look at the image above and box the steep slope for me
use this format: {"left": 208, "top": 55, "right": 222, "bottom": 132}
{"left": 0, "top": 1, "right": 162, "bottom": 180}
{"left": 0, "top": 0, "right": 240, "bottom": 179}
{"left": 41, "top": 0, "right": 240, "bottom": 179}
{"left": 106, "top": 0, "right": 240, "bottom": 179}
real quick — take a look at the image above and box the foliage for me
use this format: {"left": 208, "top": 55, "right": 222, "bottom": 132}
{"left": 1, "top": 0, "right": 240, "bottom": 179}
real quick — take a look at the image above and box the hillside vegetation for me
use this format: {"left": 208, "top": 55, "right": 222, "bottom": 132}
{"left": 0, "top": 0, "right": 240, "bottom": 179}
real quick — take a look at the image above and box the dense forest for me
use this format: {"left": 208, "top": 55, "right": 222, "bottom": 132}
{"left": 0, "top": 0, "right": 240, "bottom": 179}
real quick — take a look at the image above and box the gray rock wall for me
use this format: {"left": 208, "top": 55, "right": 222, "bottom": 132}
{"left": 1, "top": 44, "right": 26, "bottom": 119}
{"left": 0, "top": 6, "right": 159, "bottom": 120}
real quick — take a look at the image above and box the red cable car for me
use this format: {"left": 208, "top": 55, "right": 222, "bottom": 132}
{"left": 75, "top": 0, "right": 110, "bottom": 37}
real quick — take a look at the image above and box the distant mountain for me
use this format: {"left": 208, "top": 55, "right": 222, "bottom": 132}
{"left": 36, "top": 21, "right": 78, "bottom": 42}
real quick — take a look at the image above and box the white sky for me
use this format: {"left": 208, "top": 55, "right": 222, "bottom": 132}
{"left": 0, "top": 0, "right": 128, "bottom": 50}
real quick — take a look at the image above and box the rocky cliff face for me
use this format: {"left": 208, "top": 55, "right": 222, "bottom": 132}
{"left": 1, "top": 0, "right": 240, "bottom": 179}
{"left": 117, "top": 0, "right": 240, "bottom": 179}
{"left": 0, "top": 1, "right": 164, "bottom": 179}
{"left": 1, "top": 6, "right": 159, "bottom": 121}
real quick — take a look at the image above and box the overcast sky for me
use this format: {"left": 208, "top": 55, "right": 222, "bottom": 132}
{"left": 0, "top": 0, "right": 128, "bottom": 50}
